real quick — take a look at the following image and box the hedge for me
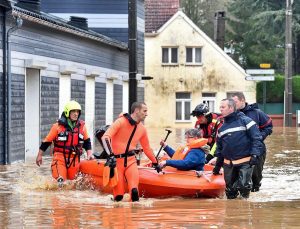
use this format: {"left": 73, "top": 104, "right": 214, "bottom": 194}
{"left": 256, "top": 75, "right": 300, "bottom": 103}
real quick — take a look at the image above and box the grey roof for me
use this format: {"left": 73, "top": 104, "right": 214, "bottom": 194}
{"left": 12, "top": 6, "right": 128, "bottom": 50}
{"left": 0, "top": 0, "right": 12, "bottom": 9}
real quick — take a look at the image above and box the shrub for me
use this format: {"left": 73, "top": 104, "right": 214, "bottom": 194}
{"left": 256, "top": 75, "right": 300, "bottom": 103}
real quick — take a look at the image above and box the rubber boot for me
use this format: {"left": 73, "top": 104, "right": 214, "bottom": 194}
{"left": 240, "top": 191, "right": 250, "bottom": 199}
{"left": 226, "top": 189, "right": 238, "bottom": 199}
{"left": 57, "top": 177, "right": 64, "bottom": 188}
{"left": 114, "top": 195, "right": 123, "bottom": 202}
{"left": 131, "top": 188, "right": 139, "bottom": 202}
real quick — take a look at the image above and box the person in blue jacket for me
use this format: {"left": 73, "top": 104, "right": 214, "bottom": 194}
{"left": 158, "top": 128, "right": 208, "bottom": 171}
{"left": 231, "top": 92, "right": 273, "bottom": 192}
{"left": 213, "top": 98, "right": 262, "bottom": 199}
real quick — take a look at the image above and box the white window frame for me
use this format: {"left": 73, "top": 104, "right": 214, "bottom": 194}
{"left": 202, "top": 93, "right": 216, "bottom": 112}
{"left": 176, "top": 92, "right": 192, "bottom": 122}
{"left": 162, "top": 47, "right": 178, "bottom": 65}
{"left": 186, "top": 47, "right": 202, "bottom": 65}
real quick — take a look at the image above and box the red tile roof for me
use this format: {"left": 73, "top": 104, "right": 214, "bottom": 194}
{"left": 145, "top": 0, "right": 179, "bottom": 33}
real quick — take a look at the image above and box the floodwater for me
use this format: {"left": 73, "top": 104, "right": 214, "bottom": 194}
{"left": 1, "top": 127, "right": 300, "bottom": 228}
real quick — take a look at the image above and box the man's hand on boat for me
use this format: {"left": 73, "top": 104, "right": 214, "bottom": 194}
{"left": 158, "top": 160, "right": 167, "bottom": 169}
{"left": 152, "top": 162, "right": 163, "bottom": 173}
{"left": 212, "top": 166, "right": 223, "bottom": 175}
{"left": 207, "top": 157, "right": 217, "bottom": 165}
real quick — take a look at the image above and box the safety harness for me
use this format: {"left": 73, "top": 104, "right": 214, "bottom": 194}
{"left": 53, "top": 120, "right": 85, "bottom": 168}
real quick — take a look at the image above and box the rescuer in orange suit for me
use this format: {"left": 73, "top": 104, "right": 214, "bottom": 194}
{"left": 102, "top": 101, "right": 159, "bottom": 202}
{"left": 36, "top": 100, "right": 93, "bottom": 185}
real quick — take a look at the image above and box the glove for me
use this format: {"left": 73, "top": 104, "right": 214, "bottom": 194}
{"left": 213, "top": 166, "right": 221, "bottom": 175}
{"left": 249, "top": 155, "right": 259, "bottom": 166}
{"left": 104, "top": 155, "right": 117, "bottom": 178}
{"left": 205, "top": 154, "right": 214, "bottom": 164}
{"left": 152, "top": 162, "right": 162, "bottom": 173}
{"left": 105, "top": 155, "right": 116, "bottom": 168}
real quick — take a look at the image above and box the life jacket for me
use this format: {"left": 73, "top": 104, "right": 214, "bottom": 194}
{"left": 53, "top": 120, "right": 85, "bottom": 155}
{"left": 164, "top": 138, "right": 208, "bottom": 172}
{"left": 171, "top": 138, "right": 208, "bottom": 160}
{"left": 197, "top": 113, "right": 223, "bottom": 147}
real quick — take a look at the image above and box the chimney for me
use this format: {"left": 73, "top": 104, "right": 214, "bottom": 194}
{"left": 68, "top": 16, "right": 88, "bottom": 30}
{"left": 16, "top": 0, "right": 40, "bottom": 12}
{"left": 214, "top": 11, "right": 226, "bottom": 50}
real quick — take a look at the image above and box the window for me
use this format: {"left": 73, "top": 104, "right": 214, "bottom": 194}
{"left": 162, "top": 47, "right": 178, "bottom": 64}
{"left": 176, "top": 92, "right": 191, "bottom": 121}
{"left": 186, "top": 47, "right": 202, "bottom": 64}
{"left": 202, "top": 93, "right": 216, "bottom": 112}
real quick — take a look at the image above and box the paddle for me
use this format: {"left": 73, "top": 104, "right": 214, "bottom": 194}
{"left": 155, "top": 129, "right": 172, "bottom": 161}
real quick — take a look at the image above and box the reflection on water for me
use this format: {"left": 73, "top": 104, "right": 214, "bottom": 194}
{"left": 0, "top": 127, "right": 300, "bottom": 228}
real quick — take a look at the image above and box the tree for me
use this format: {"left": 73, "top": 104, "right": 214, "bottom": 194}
{"left": 226, "top": 0, "right": 300, "bottom": 71}
{"left": 180, "top": 0, "right": 227, "bottom": 38}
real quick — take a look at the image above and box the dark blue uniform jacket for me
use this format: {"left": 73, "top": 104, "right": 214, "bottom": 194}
{"left": 215, "top": 111, "right": 263, "bottom": 161}
{"left": 240, "top": 103, "right": 273, "bottom": 141}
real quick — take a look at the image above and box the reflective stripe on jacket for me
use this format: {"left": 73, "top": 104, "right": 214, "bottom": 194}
{"left": 44, "top": 120, "right": 86, "bottom": 154}
{"left": 216, "top": 111, "right": 262, "bottom": 161}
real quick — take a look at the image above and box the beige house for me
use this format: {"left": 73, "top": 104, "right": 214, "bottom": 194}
{"left": 144, "top": 10, "right": 256, "bottom": 128}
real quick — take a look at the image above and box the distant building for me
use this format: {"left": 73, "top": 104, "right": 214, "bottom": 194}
{"left": 0, "top": 0, "right": 146, "bottom": 164}
{"left": 144, "top": 10, "right": 256, "bottom": 128}
{"left": 40, "top": 0, "right": 145, "bottom": 77}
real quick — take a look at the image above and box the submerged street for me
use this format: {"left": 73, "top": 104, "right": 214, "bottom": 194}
{"left": 0, "top": 127, "right": 300, "bottom": 228}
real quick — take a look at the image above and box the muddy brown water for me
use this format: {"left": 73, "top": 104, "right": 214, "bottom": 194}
{"left": 0, "top": 127, "right": 300, "bottom": 228}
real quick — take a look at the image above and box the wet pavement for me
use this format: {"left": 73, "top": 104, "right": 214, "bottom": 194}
{"left": 0, "top": 127, "right": 300, "bottom": 228}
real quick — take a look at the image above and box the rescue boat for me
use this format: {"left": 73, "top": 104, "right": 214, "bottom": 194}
{"left": 79, "top": 160, "right": 225, "bottom": 198}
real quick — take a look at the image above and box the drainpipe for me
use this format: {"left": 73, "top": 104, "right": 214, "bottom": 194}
{"left": 2, "top": 8, "right": 7, "bottom": 164}
{"left": 6, "top": 16, "right": 23, "bottom": 164}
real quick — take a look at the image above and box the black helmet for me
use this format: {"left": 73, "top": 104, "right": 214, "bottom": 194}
{"left": 190, "top": 103, "right": 209, "bottom": 116}
{"left": 95, "top": 125, "right": 110, "bottom": 146}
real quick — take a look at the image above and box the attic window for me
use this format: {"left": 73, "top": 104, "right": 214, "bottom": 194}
{"left": 162, "top": 47, "right": 178, "bottom": 64}
{"left": 186, "top": 47, "right": 202, "bottom": 64}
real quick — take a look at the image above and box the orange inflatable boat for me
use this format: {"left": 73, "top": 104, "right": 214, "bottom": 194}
{"left": 79, "top": 159, "right": 225, "bottom": 198}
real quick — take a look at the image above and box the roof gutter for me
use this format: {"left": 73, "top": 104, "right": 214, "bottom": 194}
{"left": 11, "top": 7, "right": 128, "bottom": 50}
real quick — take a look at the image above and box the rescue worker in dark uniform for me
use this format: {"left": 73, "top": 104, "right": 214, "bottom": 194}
{"left": 231, "top": 92, "right": 273, "bottom": 192}
{"left": 213, "top": 98, "right": 262, "bottom": 199}
{"left": 190, "top": 103, "right": 223, "bottom": 163}
{"left": 36, "top": 100, "right": 93, "bottom": 185}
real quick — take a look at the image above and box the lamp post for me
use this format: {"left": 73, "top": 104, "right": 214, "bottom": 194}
{"left": 284, "top": 0, "right": 293, "bottom": 127}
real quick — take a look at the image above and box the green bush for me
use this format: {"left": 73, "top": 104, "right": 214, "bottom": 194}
{"left": 293, "top": 75, "right": 300, "bottom": 102}
{"left": 256, "top": 75, "right": 300, "bottom": 103}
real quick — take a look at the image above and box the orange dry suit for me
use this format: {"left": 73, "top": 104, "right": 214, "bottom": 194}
{"left": 164, "top": 138, "right": 208, "bottom": 171}
{"left": 102, "top": 113, "right": 157, "bottom": 201}
{"left": 39, "top": 114, "right": 91, "bottom": 181}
